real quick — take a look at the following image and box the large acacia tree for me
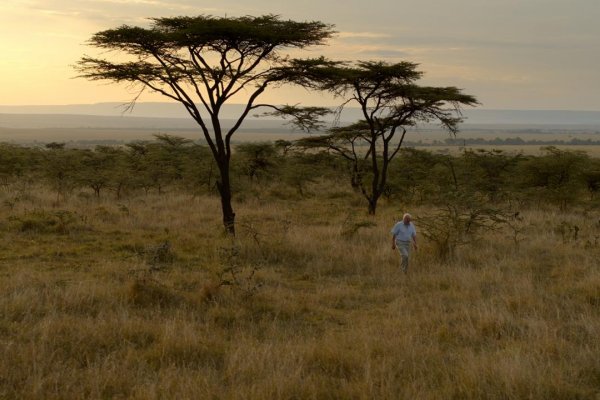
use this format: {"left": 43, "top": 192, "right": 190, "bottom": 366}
{"left": 296, "top": 61, "right": 478, "bottom": 214}
{"left": 77, "top": 15, "right": 334, "bottom": 234}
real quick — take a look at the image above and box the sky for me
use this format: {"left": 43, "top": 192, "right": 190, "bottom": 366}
{"left": 0, "top": 0, "right": 599, "bottom": 110}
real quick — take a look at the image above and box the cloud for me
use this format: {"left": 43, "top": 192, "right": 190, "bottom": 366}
{"left": 36, "top": 8, "right": 82, "bottom": 17}
{"left": 331, "top": 31, "right": 409, "bottom": 59}
{"left": 356, "top": 48, "right": 409, "bottom": 58}
{"left": 24, "top": 0, "right": 223, "bottom": 28}
{"left": 84, "top": 0, "right": 206, "bottom": 10}
{"left": 337, "top": 31, "right": 392, "bottom": 39}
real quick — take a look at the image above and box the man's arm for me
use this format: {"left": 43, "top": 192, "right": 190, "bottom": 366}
{"left": 412, "top": 234, "right": 418, "bottom": 250}
{"left": 391, "top": 234, "right": 396, "bottom": 250}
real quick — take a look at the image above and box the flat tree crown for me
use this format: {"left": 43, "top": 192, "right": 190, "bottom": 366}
{"left": 302, "top": 60, "right": 477, "bottom": 104}
{"left": 295, "top": 60, "right": 479, "bottom": 134}
{"left": 85, "top": 14, "right": 334, "bottom": 57}
{"left": 76, "top": 14, "right": 335, "bottom": 127}
{"left": 77, "top": 14, "right": 337, "bottom": 136}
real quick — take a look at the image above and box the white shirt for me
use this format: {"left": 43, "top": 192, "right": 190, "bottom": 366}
{"left": 390, "top": 222, "right": 416, "bottom": 242}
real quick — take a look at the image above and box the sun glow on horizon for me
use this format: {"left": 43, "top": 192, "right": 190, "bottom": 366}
{"left": 1, "top": 0, "right": 599, "bottom": 110}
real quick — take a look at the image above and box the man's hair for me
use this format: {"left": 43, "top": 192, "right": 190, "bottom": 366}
{"left": 403, "top": 213, "right": 411, "bottom": 219}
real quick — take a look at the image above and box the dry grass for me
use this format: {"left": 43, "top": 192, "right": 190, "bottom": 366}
{"left": 0, "top": 184, "right": 599, "bottom": 399}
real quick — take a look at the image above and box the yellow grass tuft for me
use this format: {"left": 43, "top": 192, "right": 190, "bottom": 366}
{"left": 127, "top": 278, "right": 182, "bottom": 308}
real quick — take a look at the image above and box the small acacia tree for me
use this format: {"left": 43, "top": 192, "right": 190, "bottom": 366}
{"left": 460, "top": 148, "right": 524, "bottom": 202}
{"left": 77, "top": 146, "right": 124, "bottom": 198}
{"left": 518, "top": 146, "right": 588, "bottom": 210}
{"left": 235, "top": 142, "right": 278, "bottom": 183}
{"left": 42, "top": 143, "right": 84, "bottom": 205}
{"left": 296, "top": 61, "right": 478, "bottom": 214}
{"left": 77, "top": 14, "right": 334, "bottom": 234}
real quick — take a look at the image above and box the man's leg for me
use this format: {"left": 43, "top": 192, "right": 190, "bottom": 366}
{"left": 398, "top": 241, "right": 410, "bottom": 273}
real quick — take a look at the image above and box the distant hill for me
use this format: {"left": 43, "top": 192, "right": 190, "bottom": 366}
{"left": 2, "top": 102, "right": 600, "bottom": 127}
{"left": 0, "top": 113, "right": 289, "bottom": 131}
{"left": 0, "top": 103, "right": 268, "bottom": 120}
{"left": 1, "top": 103, "right": 600, "bottom": 144}
{"left": 460, "top": 109, "right": 600, "bottom": 126}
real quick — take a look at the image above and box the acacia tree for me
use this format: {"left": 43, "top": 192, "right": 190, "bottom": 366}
{"left": 518, "top": 146, "right": 588, "bottom": 210}
{"left": 296, "top": 61, "right": 478, "bottom": 214}
{"left": 42, "top": 143, "right": 82, "bottom": 205}
{"left": 77, "top": 146, "right": 123, "bottom": 197}
{"left": 461, "top": 149, "right": 523, "bottom": 202}
{"left": 76, "top": 15, "right": 334, "bottom": 234}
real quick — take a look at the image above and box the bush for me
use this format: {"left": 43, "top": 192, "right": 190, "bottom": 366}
{"left": 418, "top": 193, "right": 505, "bottom": 261}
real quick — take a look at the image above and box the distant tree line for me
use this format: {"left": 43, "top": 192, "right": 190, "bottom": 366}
{"left": 440, "top": 137, "right": 600, "bottom": 146}
{"left": 1, "top": 139, "right": 599, "bottom": 213}
{"left": 383, "top": 137, "right": 600, "bottom": 147}
{"left": 22, "top": 135, "right": 600, "bottom": 150}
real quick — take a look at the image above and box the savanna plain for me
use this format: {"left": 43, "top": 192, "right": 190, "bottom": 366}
{"left": 0, "top": 142, "right": 599, "bottom": 400}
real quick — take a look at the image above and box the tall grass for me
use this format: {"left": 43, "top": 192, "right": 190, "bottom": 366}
{"left": 0, "top": 184, "right": 598, "bottom": 399}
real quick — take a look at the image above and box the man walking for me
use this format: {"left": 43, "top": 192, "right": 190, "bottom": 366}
{"left": 391, "top": 213, "right": 418, "bottom": 273}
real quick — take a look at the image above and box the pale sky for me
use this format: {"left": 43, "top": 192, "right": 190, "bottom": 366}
{"left": 0, "top": 0, "right": 598, "bottom": 110}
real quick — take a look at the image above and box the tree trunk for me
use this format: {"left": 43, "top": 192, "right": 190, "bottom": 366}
{"left": 350, "top": 164, "right": 361, "bottom": 192}
{"left": 220, "top": 188, "right": 236, "bottom": 235}
{"left": 216, "top": 159, "right": 236, "bottom": 235}
{"left": 367, "top": 196, "right": 378, "bottom": 215}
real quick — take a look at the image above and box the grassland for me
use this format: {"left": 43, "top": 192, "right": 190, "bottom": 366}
{"left": 0, "top": 184, "right": 599, "bottom": 399}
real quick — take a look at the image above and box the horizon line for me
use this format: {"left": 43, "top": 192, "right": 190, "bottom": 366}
{"left": 1, "top": 102, "right": 600, "bottom": 113}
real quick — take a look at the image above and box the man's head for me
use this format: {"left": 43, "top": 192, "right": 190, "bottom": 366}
{"left": 402, "top": 213, "right": 411, "bottom": 225}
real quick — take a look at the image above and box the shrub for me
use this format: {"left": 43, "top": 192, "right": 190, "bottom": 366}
{"left": 418, "top": 193, "right": 505, "bottom": 261}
